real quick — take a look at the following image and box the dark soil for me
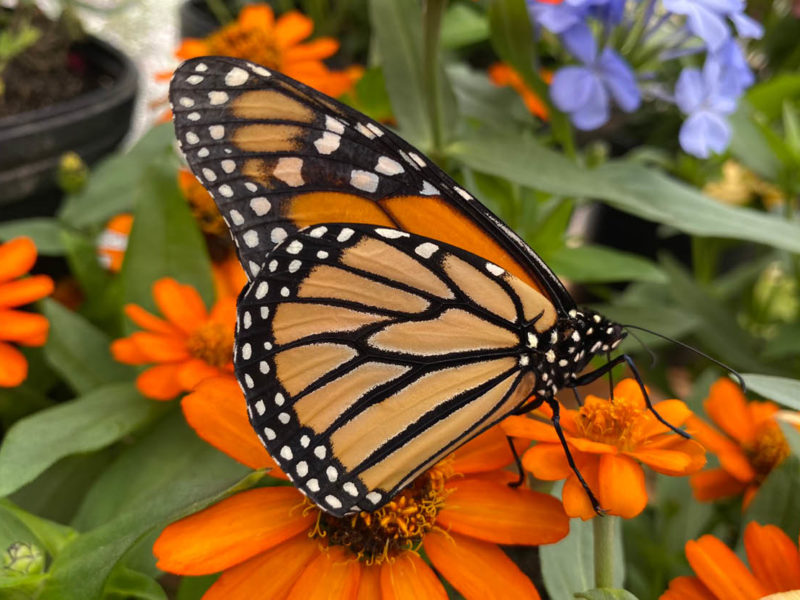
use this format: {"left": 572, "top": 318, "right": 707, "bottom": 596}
{"left": 0, "top": 7, "right": 101, "bottom": 118}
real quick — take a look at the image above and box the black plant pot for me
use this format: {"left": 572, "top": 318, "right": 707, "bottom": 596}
{"left": 0, "top": 36, "right": 138, "bottom": 220}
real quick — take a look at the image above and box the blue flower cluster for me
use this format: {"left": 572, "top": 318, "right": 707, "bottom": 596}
{"left": 528, "top": 0, "right": 762, "bottom": 158}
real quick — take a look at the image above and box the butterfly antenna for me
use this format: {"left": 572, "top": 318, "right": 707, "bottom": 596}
{"left": 620, "top": 324, "right": 746, "bottom": 392}
{"left": 625, "top": 328, "right": 658, "bottom": 368}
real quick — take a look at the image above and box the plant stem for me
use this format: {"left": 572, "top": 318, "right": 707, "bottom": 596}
{"left": 422, "top": 0, "right": 447, "bottom": 159}
{"left": 593, "top": 515, "right": 616, "bottom": 589}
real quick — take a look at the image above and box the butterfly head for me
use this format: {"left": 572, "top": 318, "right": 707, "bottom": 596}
{"left": 525, "top": 309, "right": 626, "bottom": 398}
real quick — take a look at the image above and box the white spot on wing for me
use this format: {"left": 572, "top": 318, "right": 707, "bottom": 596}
{"left": 314, "top": 131, "right": 341, "bottom": 155}
{"left": 375, "top": 156, "right": 404, "bottom": 176}
{"left": 250, "top": 197, "right": 270, "bottom": 216}
{"left": 375, "top": 228, "right": 409, "bottom": 239}
{"left": 221, "top": 159, "right": 236, "bottom": 173}
{"left": 420, "top": 181, "right": 438, "bottom": 196}
{"left": 350, "top": 170, "right": 378, "bottom": 193}
{"left": 325, "top": 115, "right": 345, "bottom": 134}
{"left": 208, "top": 90, "right": 229, "bottom": 105}
{"left": 243, "top": 230, "right": 259, "bottom": 248}
{"left": 274, "top": 157, "right": 304, "bottom": 187}
{"left": 225, "top": 66, "right": 249, "bottom": 86}
{"left": 209, "top": 125, "right": 225, "bottom": 140}
{"left": 485, "top": 262, "right": 504, "bottom": 276}
{"left": 415, "top": 242, "right": 438, "bottom": 258}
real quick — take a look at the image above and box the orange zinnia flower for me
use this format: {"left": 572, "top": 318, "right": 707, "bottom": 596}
{"left": 110, "top": 278, "right": 236, "bottom": 400}
{"left": 504, "top": 378, "right": 706, "bottom": 520}
{"left": 0, "top": 237, "right": 53, "bottom": 387}
{"left": 688, "top": 378, "right": 798, "bottom": 508}
{"left": 174, "top": 3, "right": 361, "bottom": 98}
{"left": 212, "top": 255, "right": 248, "bottom": 299}
{"left": 96, "top": 213, "right": 133, "bottom": 273}
{"left": 661, "top": 521, "right": 800, "bottom": 600}
{"left": 488, "top": 62, "right": 552, "bottom": 120}
{"left": 177, "top": 168, "right": 229, "bottom": 238}
{"left": 154, "top": 376, "right": 571, "bottom": 599}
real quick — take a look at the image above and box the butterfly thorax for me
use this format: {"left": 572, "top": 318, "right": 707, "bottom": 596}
{"left": 523, "top": 308, "right": 626, "bottom": 400}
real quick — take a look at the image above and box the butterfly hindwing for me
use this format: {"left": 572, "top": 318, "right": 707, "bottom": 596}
{"left": 169, "top": 56, "right": 573, "bottom": 309}
{"left": 234, "top": 223, "right": 560, "bottom": 516}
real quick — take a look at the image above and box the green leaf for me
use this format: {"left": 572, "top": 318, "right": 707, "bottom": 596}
{"left": 121, "top": 164, "right": 214, "bottom": 310}
{"left": 576, "top": 590, "right": 640, "bottom": 600}
{"left": 540, "top": 513, "right": 624, "bottom": 599}
{"left": 441, "top": 3, "right": 489, "bottom": 49}
{"left": 740, "top": 374, "right": 800, "bottom": 411}
{"left": 747, "top": 73, "right": 800, "bottom": 120}
{"left": 660, "top": 257, "right": 766, "bottom": 373}
{"left": 547, "top": 245, "right": 666, "bottom": 284}
{"left": 780, "top": 422, "right": 800, "bottom": 458}
{"left": 59, "top": 125, "right": 177, "bottom": 229}
{"left": 0, "top": 383, "right": 163, "bottom": 497}
{"left": 39, "top": 413, "right": 253, "bottom": 600}
{"left": 729, "top": 105, "right": 781, "bottom": 180}
{"left": 783, "top": 100, "right": 800, "bottom": 160}
{"left": 744, "top": 455, "right": 800, "bottom": 540}
{"left": 446, "top": 64, "right": 531, "bottom": 132}
{"left": 40, "top": 299, "right": 134, "bottom": 394}
{"left": 175, "top": 575, "right": 218, "bottom": 600}
{"left": 104, "top": 567, "right": 167, "bottom": 600}
{"left": 0, "top": 218, "right": 66, "bottom": 255}
{"left": 369, "top": 0, "right": 430, "bottom": 149}
{"left": 448, "top": 133, "right": 800, "bottom": 254}
{"left": 0, "top": 500, "right": 76, "bottom": 559}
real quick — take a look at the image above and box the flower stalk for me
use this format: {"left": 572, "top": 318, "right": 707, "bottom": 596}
{"left": 594, "top": 515, "right": 617, "bottom": 589}
{"left": 422, "top": 0, "right": 448, "bottom": 160}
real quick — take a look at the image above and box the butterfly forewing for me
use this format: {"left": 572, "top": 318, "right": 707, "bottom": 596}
{"left": 169, "top": 56, "right": 573, "bottom": 309}
{"left": 234, "top": 224, "right": 558, "bottom": 516}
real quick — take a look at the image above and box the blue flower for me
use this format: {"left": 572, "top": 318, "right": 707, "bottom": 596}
{"left": 675, "top": 56, "right": 739, "bottom": 158}
{"left": 662, "top": 0, "right": 760, "bottom": 51}
{"left": 550, "top": 24, "right": 641, "bottom": 130}
{"left": 528, "top": 0, "right": 626, "bottom": 34}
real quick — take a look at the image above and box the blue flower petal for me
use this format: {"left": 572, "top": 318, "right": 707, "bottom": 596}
{"left": 599, "top": 49, "right": 641, "bottom": 112}
{"left": 731, "top": 12, "right": 764, "bottom": 39}
{"left": 561, "top": 22, "right": 597, "bottom": 64}
{"left": 570, "top": 77, "right": 611, "bottom": 130}
{"left": 528, "top": 2, "right": 587, "bottom": 34}
{"left": 551, "top": 66, "right": 597, "bottom": 113}
{"left": 663, "top": 0, "right": 732, "bottom": 50}
{"left": 679, "top": 110, "right": 731, "bottom": 158}
{"left": 675, "top": 68, "right": 705, "bottom": 114}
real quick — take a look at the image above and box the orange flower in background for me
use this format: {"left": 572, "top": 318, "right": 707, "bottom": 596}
{"left": 177, "top": 168, "right": 229, "bottom": 238}
{"left": 688, "top": 378, "right": 798, "bottom": 509}
{"left": 154, "top": 375, "right": 570, "bottom": 599}
{"left": 661, "top": 521, "right": 800, "bottom": 600}
{"left": 0, "top": 237, "right": 53, "bottom": 387}
{"left": 175, "top": 3, "right": 362, "bottom": 98}
{"left": 504, "top": 378, "right": 706, "bottom": 520}
{"left": 489, "top": 63, "right": 552, "bottom": 120}
{"left": 96, "top": 213, "right": 133, "bottom": 273}
{"left": 111, "top": 278, "right": 235, "bottom": 400}
{"left": 212, "top": 255, "right": 248, "bottom": 299}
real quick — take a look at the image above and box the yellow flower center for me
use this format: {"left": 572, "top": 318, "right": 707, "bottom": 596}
{"left": 186, "top": 322, "right": 233, "bottom": 368}
{"left": 744, "top": 423, "right": 789, "bottom": 483}
{"left": 576, "top": 395, "right": 646, "bottom": 451}
{"left": 307, "top": 459, "right": 454, "bottom": 564}
{"left": 207, "top": 22, "right": 283, "bottom": 70}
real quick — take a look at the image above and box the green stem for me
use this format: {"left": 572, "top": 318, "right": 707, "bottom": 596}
{"left": 205, "top": 0, "right": 233, "bottom": 25}
{"left": 593, "top": 515, "right": 616, "bottom": 589}
{"left": 422, "top": 0, "right": 447, "bottom": 160}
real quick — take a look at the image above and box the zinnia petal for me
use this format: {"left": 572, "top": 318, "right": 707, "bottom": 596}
{"left": 274, "top": 11, "right": 314, "bottom": 48}
{"left": 154, "top": 487, "right": 313, "bottom": 575}
{"left": 153, "top": 278, "right": 208, "bottom": 335}
{"left": 0, "top": 237, "right": 36, "bottom": 283}
{"left": 685, "top": 535, "right": 767, "bottom": 600}
{"left": 686, "top": 415, "right": 755, "bottom": 482}
{"left": 209, "top": 296, "right": 237, "bottom": 326}
{"left": 0, "top": 342, "right": 28, "bottom": 387}
{"left": 182, "top": 376, "right": 285, "bottom": 475}
{"left": 521, "top": 443, "right": 573, "bottom": 480}
{"left": 203, "top": 533, "right": 317, "bottom": 599}
{"left": 283, "top": 38, "right": 340, "bottom": 62}
{"left": 0, "top": 310, "right": 49, "bottom": 344}
{"left": 356, "top": 564, "right": 382, "bottom": 600}
{"left": 562, "top": 458, "right": 600, "bottom": 520}
{"left": 451, "top": 425, "right": 522, "bottom": 474}
{"left": 124, "top": 304, "right": 181, "bottom": 336}
{"left": 630, "top": 439, "right": 706, "bottom": 476}
{"left": 744, "top": 522, "right": 800, "bottom": 594}
{"left": 129, "top": 331, "right": 190, "bottom": 362}
{"left": 177, "top": 359, "right": 221, "bottom": 390}
{"left": 287, "top": 546, "right": 361, "bottom": 600}
{"left": 438, "top": 477, "right": 569, "bottom": 545}
{"left": 638, "top": 400, "right": 693, "bottom": 438}
{"left": 502, "top": 415, "right": 560, "bottom": 443}
{"left": 136, "top": 363, "right": 185, "bottom": 400}
{"left": 238, "top": 3, "right": 275, "bottom": 30}
{"left": 597, "top": 454, "right": 647, "bottom": 519}
{"left": 380, "top": 551, "right": 446, "bottom": 600}
{"left": 705, "top": 378, "right": 756, "bottom": 445}
{"left": 690, "top": 468, "right": 748, "bottom": 501}
{"left": 175, "top": 38, "right": 213, "bottom": 61}
{"left": 110, "top": 337, "right": 150, "bottom": 364}
{"left": 0, "top": 275, "right": 54, "bottom": 308}
{"left": 661, "top": 575, "right": 718, "bottom": 600}
{"left": 425, "top": 531, "right": 540, "bottom": 600}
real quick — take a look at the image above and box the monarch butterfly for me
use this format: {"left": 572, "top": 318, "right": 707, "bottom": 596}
{"left": 169, "top": 56, "right": 680, "bottom": 518}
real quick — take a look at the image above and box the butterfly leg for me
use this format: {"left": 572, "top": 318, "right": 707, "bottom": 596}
{"left": 506, "top": 436, "right": 525, "bottom": 488}
{"left": 546, "top": 397, "right": 604, "bottom": 514}
{"left": 573, "top": 354, "right": 690, "bottom": 440}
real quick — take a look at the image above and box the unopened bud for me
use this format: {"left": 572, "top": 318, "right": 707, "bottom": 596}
{"left": 57, "top": 151, "right": 89, "bottom": 194}
{"left": 2, "top": 542, "right": 44, "bottom": 575}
